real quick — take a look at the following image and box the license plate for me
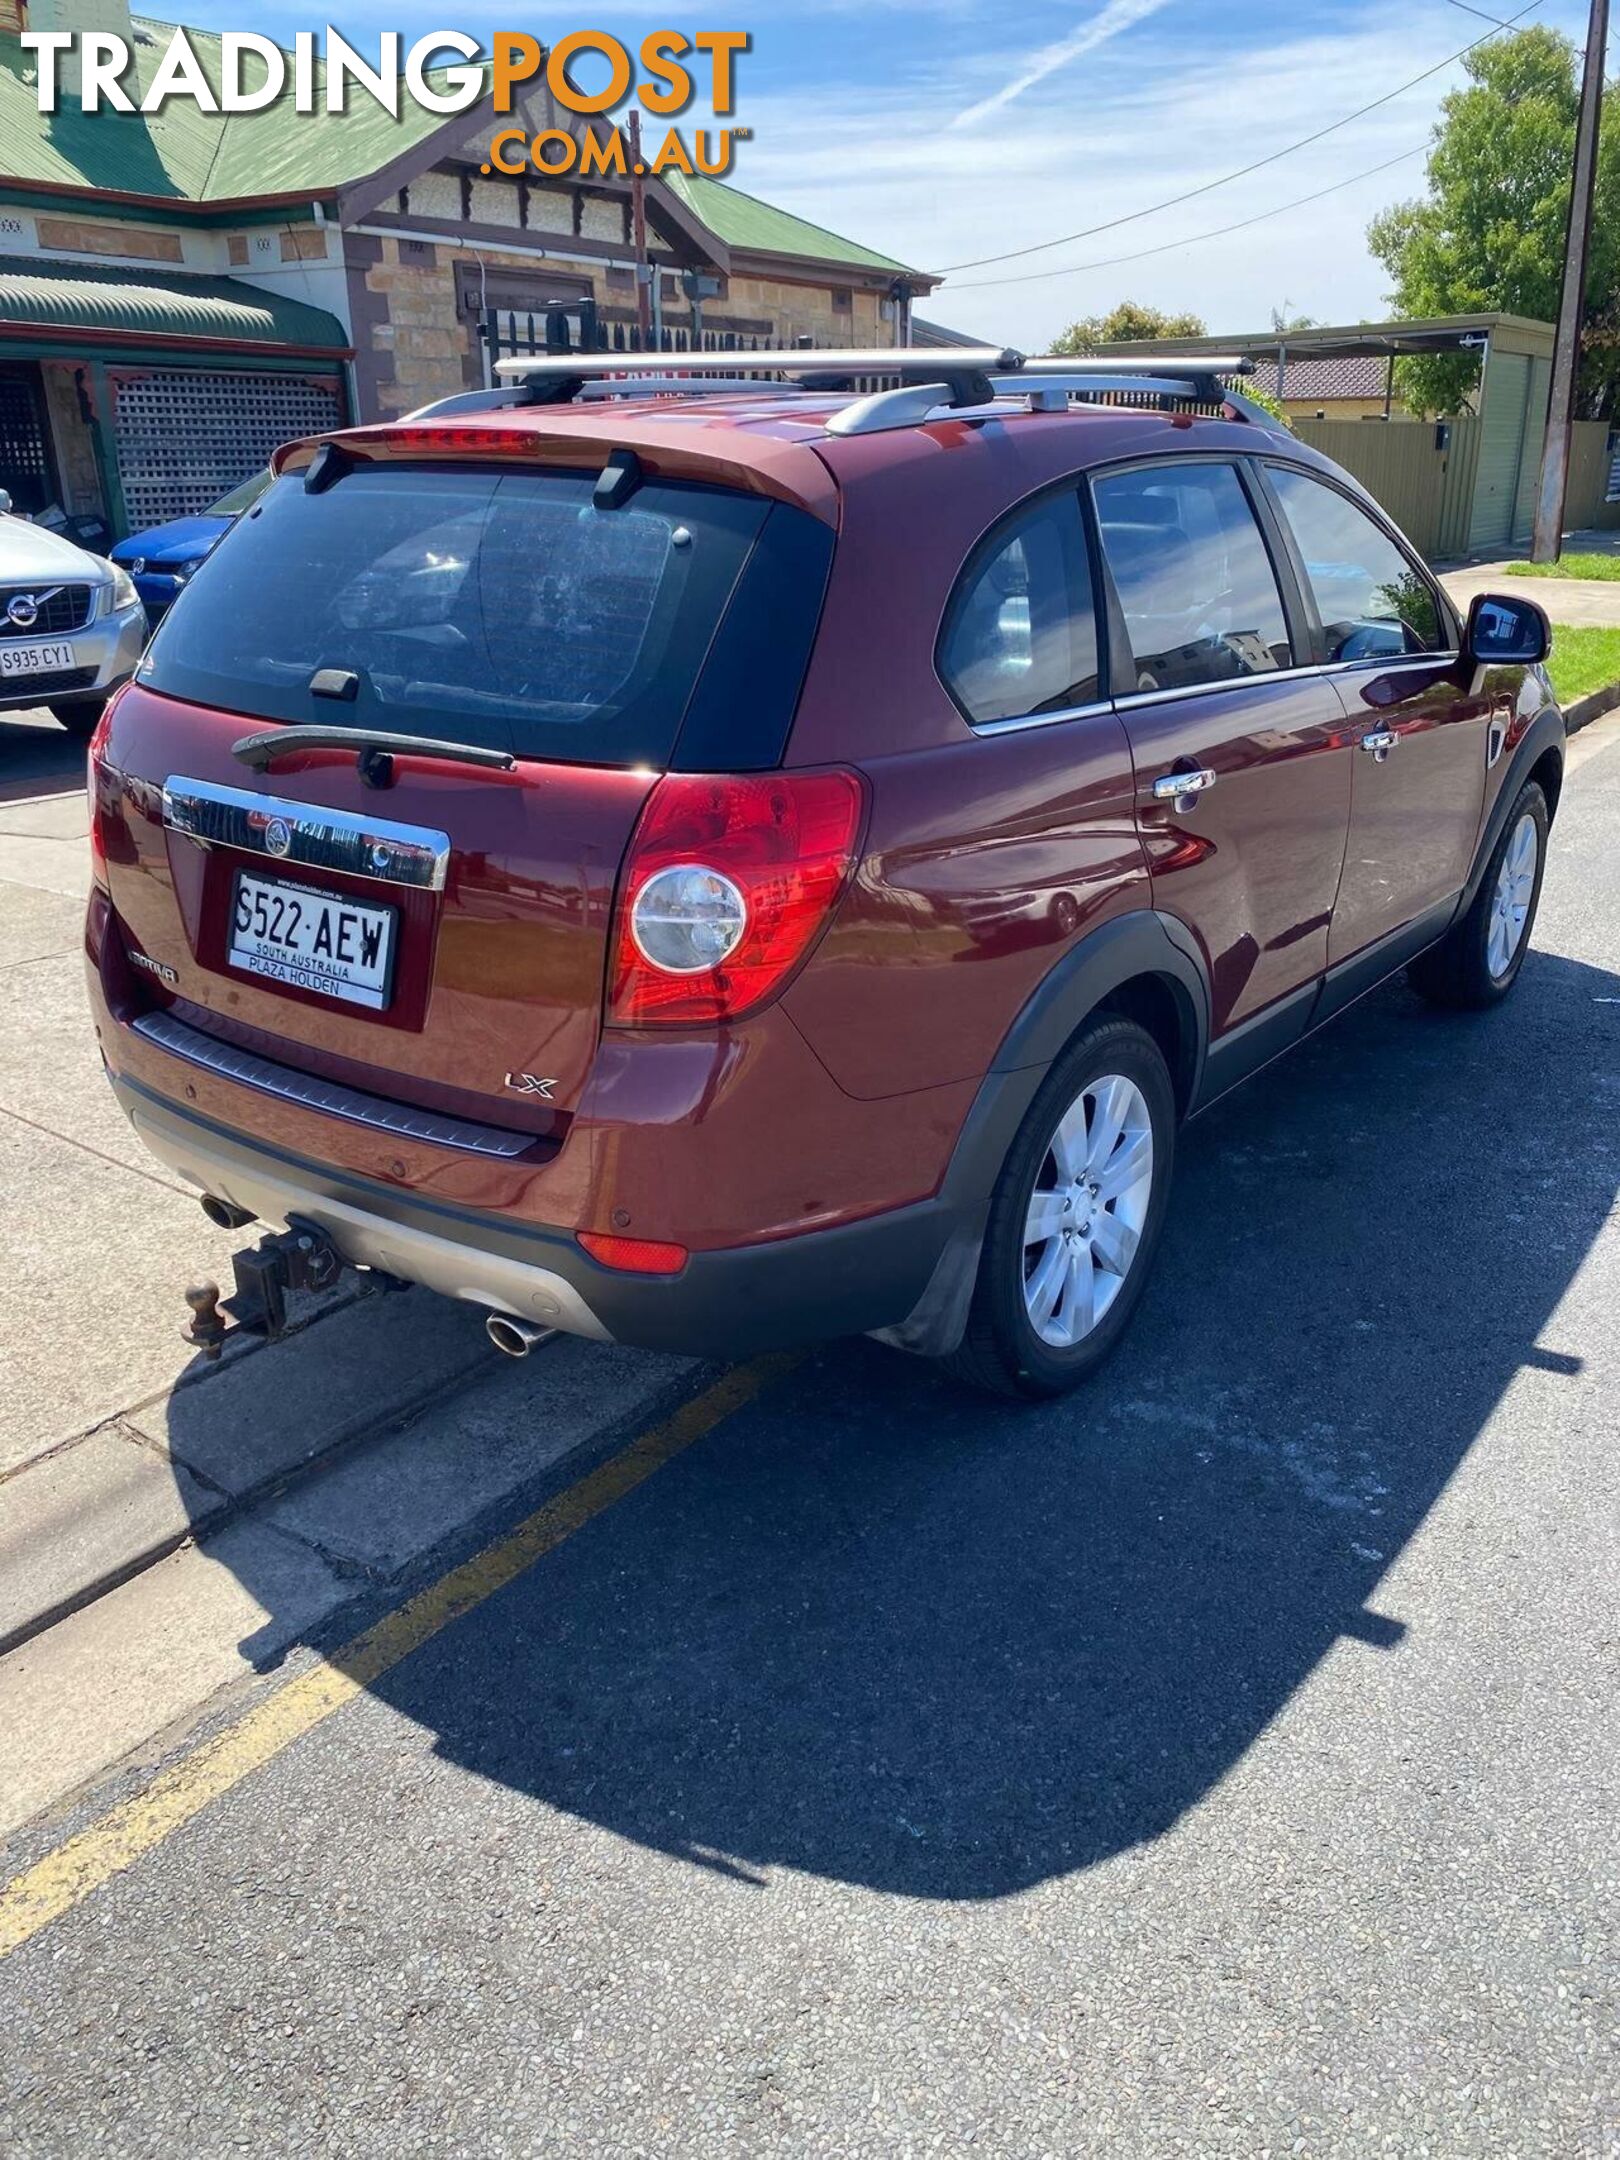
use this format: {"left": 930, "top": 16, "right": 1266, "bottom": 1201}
{"left": 229, "top": 872, "right": 396, "bottom": 1010}
{"left": 0, "top": 640, "right": 75, "bottom": 679}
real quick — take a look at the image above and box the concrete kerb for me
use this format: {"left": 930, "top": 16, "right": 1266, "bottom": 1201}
{"left": 0, "top": 1280, "right": 498, "bottom": 1658}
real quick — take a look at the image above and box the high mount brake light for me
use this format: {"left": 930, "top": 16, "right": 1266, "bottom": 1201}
{"left": 609, "top": 769, "right": 865, "bottom": 1027}
{"left": 275, "top": 428, "right": 549, "bottom": 477}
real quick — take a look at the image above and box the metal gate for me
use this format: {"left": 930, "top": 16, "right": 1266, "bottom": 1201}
{"left": 112, "top": 369, "right": 343, "bottom": 528}
{"left": 1470, "top": 350, "right": 1531, "bottom": 554}
{"left": 0, "top": 366, "right": 56, "bottom": 516}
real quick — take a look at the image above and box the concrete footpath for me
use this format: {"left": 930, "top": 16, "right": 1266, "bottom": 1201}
{"left": 0, "top": 710, "right": 695, "bottom": 1839}
{"left": 1439, "top": 526, "right": 1620, "bottom": 628}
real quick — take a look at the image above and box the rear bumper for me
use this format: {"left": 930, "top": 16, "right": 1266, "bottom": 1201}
{"left": 113, "top": 1072, "right": 966, "bottom": 1359}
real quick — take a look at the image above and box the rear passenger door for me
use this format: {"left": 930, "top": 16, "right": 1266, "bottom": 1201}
{"left": 1091, "top": 457, "right": 1353, "bottom": 1062}
{"left": 1259, "top": 463, "right": 1488, "bottom": 987}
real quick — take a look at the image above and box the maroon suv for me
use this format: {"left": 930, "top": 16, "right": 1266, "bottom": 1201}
{"left": 84, "top": 349, "right": 1561, "bottom": 1397}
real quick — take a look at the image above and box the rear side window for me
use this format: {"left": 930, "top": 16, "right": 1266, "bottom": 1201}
{"left": 1093, "top": 461, "right": 1291, "bottom": 694}
{"left": 141, "top": 465, "right": 770, "bottom": 767}
{"left": 1266, "top": 465, "right": 1446, "bottom": 659}
{"left": 938, "top": 490, "right": 1100, "bottom": 725}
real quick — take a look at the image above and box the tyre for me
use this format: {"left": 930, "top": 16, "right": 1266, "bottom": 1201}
{"left": 943, "top": 1015, "right": 1177, "bottom": 1401}
{"left": 49, "top": 699, "right": 106, "bottom": 740}
{"left": 1407, "top": 779, "right": 1548, "bottom": 1011}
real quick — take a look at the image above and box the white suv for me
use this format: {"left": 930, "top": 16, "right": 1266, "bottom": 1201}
{"left": 0, "top": 489, "right": 146, "bottom": 738}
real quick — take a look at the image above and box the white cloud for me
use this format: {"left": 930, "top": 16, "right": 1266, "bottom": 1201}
{"left": 950, "top": 0, "right": 1170, "bottom": 129}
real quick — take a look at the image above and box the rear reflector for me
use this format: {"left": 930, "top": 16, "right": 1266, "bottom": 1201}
{"left": 578, "top": 1231, "right": 688, "bottom": 1275}
{"left": 608, "top": 768, "right": 865, "bottom": 1026}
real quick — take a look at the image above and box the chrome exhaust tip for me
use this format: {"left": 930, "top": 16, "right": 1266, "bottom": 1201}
{"left": 199, "top": 1193, "right": 256, "bottom": 1231}
{"left": 486, "top": 1313, "right": 555, "bottom": 1358}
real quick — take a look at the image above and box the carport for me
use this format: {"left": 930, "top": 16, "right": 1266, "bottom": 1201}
{"left": 1097, "top": 313, "right": 1614, "bottom": 559}
{"left": 0, "top": 255, "right": 352, "bottom": 540}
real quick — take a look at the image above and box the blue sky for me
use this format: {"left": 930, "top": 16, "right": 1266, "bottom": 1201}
{"left": 163, "top": 0, "right": 1601, "bottom": 347}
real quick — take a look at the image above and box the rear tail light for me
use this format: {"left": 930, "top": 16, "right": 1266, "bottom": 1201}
{"left": 608, "top": 769, "right": 865, "bottom": 1027}
{"left": 578, "top": 1231, "right": 688, "bottom": 1274}
{"left": 86, "top": 703, "right": 115, "bottom": 890}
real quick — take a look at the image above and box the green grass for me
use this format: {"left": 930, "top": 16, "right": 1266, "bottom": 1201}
{"left": 1545, "top": 623, "right": 1620, "bottom": 704}
{"left": 1503, "top": 550, "right": 1620, "bottom": 580}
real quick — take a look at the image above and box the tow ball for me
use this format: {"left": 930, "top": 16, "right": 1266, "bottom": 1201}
{"left": 183, "top": 1215, "right": 348, "bottom": 1361}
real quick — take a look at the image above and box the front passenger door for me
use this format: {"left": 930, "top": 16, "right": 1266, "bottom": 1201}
{"left": 1261, "top": 464, "right": 1491, "bottom": 984}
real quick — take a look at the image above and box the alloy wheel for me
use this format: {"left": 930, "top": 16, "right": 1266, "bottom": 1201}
{"left": 1487, "top": 810, "right": 1538, "bottom": 979}
{"left": 1022, "top": 1072, "right": 1155, "bottom": 1349}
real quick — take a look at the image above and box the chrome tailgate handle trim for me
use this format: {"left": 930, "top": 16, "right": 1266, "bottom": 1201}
{"left": 162, "top": 775, "right": 451, "bottom": 892}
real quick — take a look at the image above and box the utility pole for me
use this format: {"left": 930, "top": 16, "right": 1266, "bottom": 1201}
{"left": 1531, "top": 0, "right": 1610, "bottom": 562}
{"left": 627, "top": 109, "right": 652, "bottom": 347}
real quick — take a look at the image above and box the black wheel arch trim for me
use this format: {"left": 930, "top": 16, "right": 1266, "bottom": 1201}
{"left": 937, "top": 907, "right": 1210, "bottom": 1217}
{"left": 885, "top": 910, "right": 1210, "bottom": 1360}
{"left": 988, "top": 907, "right": 1210, "bottom": 1083}
{"left": 1461, "top": 705, "right": 1564, "bottom": 913}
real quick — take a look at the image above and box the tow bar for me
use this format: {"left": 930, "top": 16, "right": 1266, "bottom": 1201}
{"left": 183, "top": 1215, "right": 354, "bottom": 1361}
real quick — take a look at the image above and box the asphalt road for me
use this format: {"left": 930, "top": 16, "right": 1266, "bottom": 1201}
{"left": 2, "top": 719, "right": 1617, "bottom": 2155}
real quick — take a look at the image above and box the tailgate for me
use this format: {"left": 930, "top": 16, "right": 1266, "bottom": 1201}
{"left": 100, "top": 685, "right": 655, "bottom": 1125}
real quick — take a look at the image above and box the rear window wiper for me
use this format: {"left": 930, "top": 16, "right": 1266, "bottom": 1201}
{"left": 231, "top": 724, "right": 517, "bottom": 788}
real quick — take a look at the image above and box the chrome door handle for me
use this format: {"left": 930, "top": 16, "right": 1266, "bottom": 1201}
{"left": 1152, "top": 767, "right": 1217, "bottom": 807}
{"left": 1361, "top": 729, "right": 1399, "bottom": 761}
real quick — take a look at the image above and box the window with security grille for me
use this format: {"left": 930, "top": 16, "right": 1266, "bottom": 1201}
{"left": 0, "top": 369, "right": 55, "bottom": 516}
{"left": 113, "top": 371, "right": 342, "bottom": 528}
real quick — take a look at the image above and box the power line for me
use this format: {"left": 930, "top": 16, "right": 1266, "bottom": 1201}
{"left": 945, "top": 143, "right": 1427, "bottom": 293}
{"left": 934, "top": 0, "right": 1540, "bottom": 274}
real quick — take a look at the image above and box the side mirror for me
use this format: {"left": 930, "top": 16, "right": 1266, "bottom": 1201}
{"left": 1466, "top": 591, "right": 1549, "bottom": 666}
{"left": 0, "top": 489, "right": 12, "bottom": 517}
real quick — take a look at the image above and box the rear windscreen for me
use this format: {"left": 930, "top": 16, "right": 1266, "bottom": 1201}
{"left": 139, "top": 464, "right": 771, "bottom": 767}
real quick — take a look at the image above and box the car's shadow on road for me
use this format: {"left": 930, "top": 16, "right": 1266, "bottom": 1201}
{"left": 244, "top": 949, "right": 1619, "bottom": 1899}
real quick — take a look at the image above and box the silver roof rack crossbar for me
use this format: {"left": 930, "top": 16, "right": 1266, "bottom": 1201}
{"left": 492, "top": 346, "right": 1024, "bottom": 382}
{"left": 575, "top": 375, "right": 802, "bottom": 400}
{"left": 1019, "top": 353, "right": 1253, "bottom": 385}
{"left": 827, "top": 360, "right": 1261, "bottom": 439}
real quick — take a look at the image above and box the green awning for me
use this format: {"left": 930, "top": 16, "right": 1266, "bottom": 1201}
{"left": 0, "top": 254, "right": 348, "bottom": 352}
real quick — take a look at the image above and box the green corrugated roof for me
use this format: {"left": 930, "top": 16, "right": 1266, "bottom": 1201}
{"left": 0, "top": 252, "right": 347, "bottom": 346}
{"left": 662, "top": 170, "right": 913, "bottom": 274}
{"left": 0, "top": 17, "right": 460, "bottom": 201}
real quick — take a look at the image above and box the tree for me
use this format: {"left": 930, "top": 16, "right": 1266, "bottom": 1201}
{"left": 1051, "top": 301, "right": 1207, "bottom": 354}
{"left": 1368, "top": 25, "right": 1620, "bottom": 418}
{"left": 1270, "top": 303, "right": 1316, "bottom": 333}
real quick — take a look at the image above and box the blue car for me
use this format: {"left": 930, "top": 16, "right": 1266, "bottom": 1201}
{"left": 111, "top": 469, "right": 271, "bottom": 628}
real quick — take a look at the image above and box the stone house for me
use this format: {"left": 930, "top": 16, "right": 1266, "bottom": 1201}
{"left": 0, "top": 4, "right": 933, "bottom": 536}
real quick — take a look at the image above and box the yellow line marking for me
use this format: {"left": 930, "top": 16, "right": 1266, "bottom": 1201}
{"left": 0, "top": 1351, "right": 800, "bottom": 1961}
